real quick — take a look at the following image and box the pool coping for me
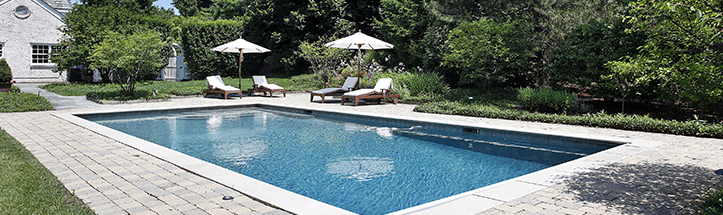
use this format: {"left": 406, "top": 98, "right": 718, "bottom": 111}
{"left": 53, "top": 102, "right": 664, "bottom": 215}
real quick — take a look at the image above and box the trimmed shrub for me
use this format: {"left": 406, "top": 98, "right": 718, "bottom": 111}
{"left": 0, "top": 59, "right": 12, "bottom": 83}
{"left": 518, "top": 87, "right": 587, "bottom": 113}
{"left": 414, "top": 101, "right": 723, "bottom": 138}
{"left": 180, "top": 18, "right": 249, "bottom": 78}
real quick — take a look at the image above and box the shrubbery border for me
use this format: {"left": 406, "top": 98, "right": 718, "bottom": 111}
{"left": 414, "top": 101, "right": 723, "bottom": 138}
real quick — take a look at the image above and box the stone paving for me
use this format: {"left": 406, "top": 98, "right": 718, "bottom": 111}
{"left": 1, "top": 90, "right": 723, "bottom": 215}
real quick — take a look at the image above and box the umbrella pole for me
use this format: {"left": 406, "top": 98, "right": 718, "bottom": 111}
{"left": 357, "top": 44, "right": 362, "bottom": 74}
{"left": 238, "top": 49, "right": 244, "bottom": 91}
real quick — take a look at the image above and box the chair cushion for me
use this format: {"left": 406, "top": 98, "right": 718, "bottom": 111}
{"left": 312, "top": 88, "right": 342, "bottom": 94}
{"left": 252, "top": 76, "right": 268, "bottom": 85}
{"left": 344, "top": 89, "right": 375, "bottom": 96}
{"left": 216, "top": 85, "right": 240, "bottom": 91}
{"left": 373, "top": 78, "right": 393, "bottom": 91}
{"left": 206, "top": 75, "right": 225, "bottom": 88}
{"left": 261, "top": 83, "right": 284, "bottom": 90}
{"left": 342, "top": 77, "right": 359, "bottom": 89}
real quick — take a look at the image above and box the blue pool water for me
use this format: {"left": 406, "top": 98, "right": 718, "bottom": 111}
{"left": 88, "top": 108, "right": 611, "bottom": 214}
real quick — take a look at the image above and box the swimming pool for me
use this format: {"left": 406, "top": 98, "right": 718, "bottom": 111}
{"left": 78, "top": 106, "right": 618, "bottom": 214}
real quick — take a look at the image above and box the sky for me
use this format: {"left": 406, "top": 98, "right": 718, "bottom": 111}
{"left": 153, "top": 0, "right": 178, "bottom": 14}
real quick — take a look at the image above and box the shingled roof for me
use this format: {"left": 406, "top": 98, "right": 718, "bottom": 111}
{"left": 43, "top": 0, "right": 71, "bottom": 13}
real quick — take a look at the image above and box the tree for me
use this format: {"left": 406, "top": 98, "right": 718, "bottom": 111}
{"left": 604, "top": 59, "right": 649, "bottom": 113}
{"left": 376, "top": 0, "right": 434, "bottom": 68}
{"left": 297, "top": 37, "right": 351, "bottom": 83}
{"left": 548, "top": 19, "right": 647, "bottom": 96}
{"left": 90, "top": 30, "right": 166, "bottom": 94}
{"left": 442, "top": 18, "right": 536, "bottom": 88}
{"left": 174, "top": 0, "right": 368, "bottom": 73}
{"left": 52, "top": 4, "right": 176, "bottom": 82}
{"left": 612, "top": 0, "right": 723, "bottom": 113}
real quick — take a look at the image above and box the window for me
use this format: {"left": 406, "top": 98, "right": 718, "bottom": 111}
{"left": 31, "top": 44, "right": 60, "bottom": 64}
{"left": 14, "top": 5, "right": 31, "bottom": 19}
{"left": 0, "top": 43, "right": 3, "bottom": 58}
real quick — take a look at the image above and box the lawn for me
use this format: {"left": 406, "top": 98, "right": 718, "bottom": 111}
{"left": 40, "top": 77, "right": 295, "bottom": 97}
{"left": 0, "top": 88, "right": 54, "bottom": 112}
{"left": 0, "top": 130, "right": 95, "bottom": 214}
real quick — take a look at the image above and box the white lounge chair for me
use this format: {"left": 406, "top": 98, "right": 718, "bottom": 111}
{"left": 341, "top": 78, "right": 399, "bottom": 106}
{"left": 310, "top": 77, "right": 359, "bottom": 103}
{"left": 251, "top": 76, "right": 286, "bottom": 97}
{"left": 203, "top": 75, "right": 241, "bottom": 99}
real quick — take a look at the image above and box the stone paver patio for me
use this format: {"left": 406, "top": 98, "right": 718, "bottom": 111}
{"left": 1, "top": 92, "right": 722, "bottom": 215}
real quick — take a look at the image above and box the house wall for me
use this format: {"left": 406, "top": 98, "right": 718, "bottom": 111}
{"left": 0, "top": 0, "right": 65, "bottom": 83}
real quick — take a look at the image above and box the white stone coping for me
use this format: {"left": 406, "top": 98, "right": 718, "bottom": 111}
{"left": 53, "top": 102, "right": 663, "bottom": 215}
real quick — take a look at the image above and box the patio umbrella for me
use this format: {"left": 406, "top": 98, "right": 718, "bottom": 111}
{"left": 211, "top": 37, "right": 271, "bottom": 89}
{"left": 325, "top": 31, "right": 394, "bottom": 74}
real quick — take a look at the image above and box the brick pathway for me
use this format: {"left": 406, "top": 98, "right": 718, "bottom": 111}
{"left": 1, "top": 112, "right": 289, "bottom": 215}
{"left": 1, "top": 92, "right": 723, "bottom": 215}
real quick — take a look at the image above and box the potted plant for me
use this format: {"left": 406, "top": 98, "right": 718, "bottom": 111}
{"left": 0, "top": 58, "right": 13, "bottom": 92}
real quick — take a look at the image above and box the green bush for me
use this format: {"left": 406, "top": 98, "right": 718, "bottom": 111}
{"left": 0, "top": 58, "right": 12, "bottom": 83}
{"left": 0, "top": 92, "right": 54, "bottom": 112}
{"left": 699, "top": 187, "right": 723, "bottom": 215}
{"left": 414, "top": 101, "right": 723, "bottom": 138}
{"left": 375, "top": 72, "right": 450, "bottom": 102}
{"left": 288, "top": 74, "right": 324, "bottom": 91}
{"left": 86, "top": 89, "right": 170, "bottom": 101}
{"left": 517, "top": 87, "right": 586, "bottom": 113}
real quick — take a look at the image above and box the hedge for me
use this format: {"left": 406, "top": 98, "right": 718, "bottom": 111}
{"left": 180, "top": 18, "right": 249, "bottom": 78}
{"left": 414, "top": 101, "right": 723, "bottom": 138}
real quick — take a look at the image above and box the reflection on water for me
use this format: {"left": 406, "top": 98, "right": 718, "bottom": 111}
{"left": 326, "top": 156, "right": 394, "bottom": 181}
{"left": 206, "top": 115, "right": 223, "bottom": 132}
{"left": 213, "top": 139, "right": 267, "bottom": 166}
{"left": 90, "top": 108, "right": 595, "bottom": 215}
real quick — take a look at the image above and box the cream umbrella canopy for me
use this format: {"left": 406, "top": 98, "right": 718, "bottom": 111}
{"left": 211, "top": 37, "right": 271, "bottom": 89}
{"left": 325, "top": 31, "right": 394, "bottom": 74}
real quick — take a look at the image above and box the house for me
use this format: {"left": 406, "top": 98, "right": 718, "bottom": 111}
{"left": 0, "top": 0, "right": 70, "bottom": 83}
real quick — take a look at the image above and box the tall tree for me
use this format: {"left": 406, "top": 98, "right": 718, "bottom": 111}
{"left": 610, "top": 0, "right": 723, "bottom": 112}
{"left": 52, "top": 4, "right": 175, "bottom": 82}
{"left": 549, "top": 19, "right": 647, "bottom": 96}
{"left": 442, "top": 18, "right": 536, "bottom": 88}
{"left": 376, "top": 0, "right": 434, "bottom": 68}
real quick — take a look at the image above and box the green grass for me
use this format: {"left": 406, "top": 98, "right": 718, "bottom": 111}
{"left": 41, "top": 77, "right": 293, "bottom": 98}
{"left": 0, "top": 130, "right": 95, "bottom": 214}
{"left": 0, "top": 92, "right": 54, "bottom": 112}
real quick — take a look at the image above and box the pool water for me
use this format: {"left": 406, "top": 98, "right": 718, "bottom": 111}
{"left": 90, "top": 108, "right": 608, "bottom": 214}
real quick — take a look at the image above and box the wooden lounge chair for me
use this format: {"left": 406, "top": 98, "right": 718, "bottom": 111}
{"left": 251, "top": 76, "right": 286, "bottom": 97}
{"left": 341, "top": 78, "right": 400, "bottom": 106}
{"left": 310, "top": 77, "right": 359, "bottom": 103}
{"left": 203, "top": 75, "right": 242, "bottom": 99}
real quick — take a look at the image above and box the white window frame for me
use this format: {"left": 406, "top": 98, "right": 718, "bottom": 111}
{"left": 0, "top": 42, "right": 4, "bottom": 58}
{"left": 30, "top": 44, "right": 60, "bottom": 69}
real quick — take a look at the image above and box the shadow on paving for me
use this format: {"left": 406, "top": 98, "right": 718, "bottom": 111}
{"left": 563, "top": 162, "right": 723, "bottom": 214}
